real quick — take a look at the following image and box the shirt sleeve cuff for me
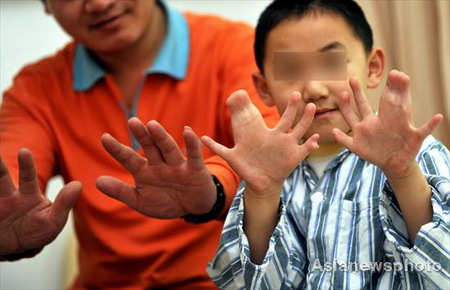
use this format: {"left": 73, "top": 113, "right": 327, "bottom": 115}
{"left": 380, "top": 175, "right": 449, "bottom": 255}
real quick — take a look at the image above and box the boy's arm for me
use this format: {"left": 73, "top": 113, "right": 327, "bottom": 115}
{"left": 207, "top": 183, "right": 309, "bottom": 289}
{"left": 202, "top": 90, "right": 319, "bottom": 263}
{"left": 332, "top": 70, "right": 444, "bottom": 242}
{"left": 379, "top": 140, "right": 450, "bottom": 287}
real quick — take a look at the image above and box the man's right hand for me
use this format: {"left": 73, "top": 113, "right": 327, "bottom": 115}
{"left": 0, "top": 148, "right": 81, "bottom": 258}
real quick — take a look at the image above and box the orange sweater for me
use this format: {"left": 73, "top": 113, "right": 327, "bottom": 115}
{"left": 0, "top": 12, "right": 278, "bottom": 289}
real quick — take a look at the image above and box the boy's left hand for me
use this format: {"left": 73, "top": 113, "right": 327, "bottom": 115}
{"left": 333, "top": 70, "right": 443, "bottom": 178}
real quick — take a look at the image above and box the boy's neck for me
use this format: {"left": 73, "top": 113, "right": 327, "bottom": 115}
{"left": 308, "top": 142, "right": 344, "bottom": 159}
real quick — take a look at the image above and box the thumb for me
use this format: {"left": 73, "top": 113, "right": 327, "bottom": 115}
{"left": 201, "top": 136, "right": 231, "bottom": 161}
{"left": 50, "top": 181, "right": 82, "bottom": 228}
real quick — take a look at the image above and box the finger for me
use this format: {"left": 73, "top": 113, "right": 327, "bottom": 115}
{"left": 18, "top": 148, "right": 39, "bottom": 195}
{"left": 297, "top": 134, "right": 320, "bottom": 159}
{"left": 291, "top": 102, "right": 316, "bottom": 140}
{"left": 96, "top": 176, "right": 138, "bottom": 210}
{"left": 147, "top": 121, "right": 185, "bottom": 166}
{"left": 226, "top": 90, "right": 252, "bottom": 114}
{"left": 184, "top": 126, "right": 206, "bottom": 170}
{"left": 0, "top": 156, "right": 15, "bottom": 197}
{"left": 386, "top": 70, "right": 411, "bottom": 104}
{"left": 338, "top": 91, "right": 359, "bottom": 129}
{"left": 128, "top": 118, "right": 164, "bottom": 165}
{"left": 50, "top": 181, "right": 82, "bottom": 228}
{"left": 349, "top": 77, "right": 373, "bottom": 118}
{"left": 332, "top": 128, "right": 354, "bottom": 150}
{"left": 417, "top": 114, "right": 444, "bottom": 139}
{"left": 227, "top": 90, "right": 266, "bottom": 137}
{"left": 276, "top": 92, "right": 302, "bottom": 133}
{"left": 201, "top": 135, "right": 231, "bottom": 161}
{"left": 101, "top": 134, "right": 148, "bottom": 175}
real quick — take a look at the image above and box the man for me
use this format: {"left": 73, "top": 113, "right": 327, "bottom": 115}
{"left": 0, "top": 0, "right": 278, "bottom": 288}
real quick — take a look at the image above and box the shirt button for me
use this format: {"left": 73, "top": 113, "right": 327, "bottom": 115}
{"left": 311, "top": 191, "right": 324, "bottom": 202}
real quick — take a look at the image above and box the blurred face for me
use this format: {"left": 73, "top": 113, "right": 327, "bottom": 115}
{"left": 45, "top": 0, "right": 158, "bottom": 53}
{"left": 255, "top": 12, "right": 383, "bottom": 144}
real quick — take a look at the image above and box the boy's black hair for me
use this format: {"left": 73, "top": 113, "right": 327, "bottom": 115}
{"left": 255, "top": 0, "right": 373, "bottom": 73}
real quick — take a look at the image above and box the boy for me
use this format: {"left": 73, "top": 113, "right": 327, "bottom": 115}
{"left": 202, "top": 0, "right": 449, "bottom": 288}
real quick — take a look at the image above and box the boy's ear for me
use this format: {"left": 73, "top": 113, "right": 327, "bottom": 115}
{"left": 252, "top": 72, "right": 275, "bottom": 106}
{"left": 367, "top": 47, "right": 385, "bottom": 88}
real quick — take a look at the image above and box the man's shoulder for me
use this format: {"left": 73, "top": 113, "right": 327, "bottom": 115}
{"left": 16, "top": 42, "right": 75, "bottom": 80}
{"left": 184, "top": 12, "right": 254, "bottom": 37}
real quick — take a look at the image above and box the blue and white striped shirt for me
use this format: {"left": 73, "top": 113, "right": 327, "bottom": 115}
{"left": 207, "top": 136, "right": 450, "bottom": 289}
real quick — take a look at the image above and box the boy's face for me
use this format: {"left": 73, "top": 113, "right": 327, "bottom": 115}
{"left": 45, "top": 0, "right": 158, "bottom": 53}
{"left": 255, "top": 12, "right": 383, "bottom": 144}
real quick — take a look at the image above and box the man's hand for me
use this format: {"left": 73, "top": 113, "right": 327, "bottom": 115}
{"left": 201, "top": 90, "right": 319, "bottom": 197}
{"left": 333, "top": 70, "right": 443, "bottom": 178}
{"left": 0, "top": 149, "right": 81, "bottom": 256}
{"left": 96, "top": 118, "right": 216, "bottom": 219}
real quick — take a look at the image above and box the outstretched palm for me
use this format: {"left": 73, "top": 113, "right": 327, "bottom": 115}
{"left": 0, "top": 149, "right": 81, "bottom": 256}
{"left": 96, "top": 119, "right": 216, "bottom": 219}
{"left": 202, "top": 90, "right": 319, "bottom": 194}
{"left": 333, "top": 70, "right": 443, "bottom": 177}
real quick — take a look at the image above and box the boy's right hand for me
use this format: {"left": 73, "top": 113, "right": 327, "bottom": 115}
{"left": 202, "top": 90, "right": 319, "bottom": 198}
{"left": 0, "top": 149, "right": 81, "bottom": 259}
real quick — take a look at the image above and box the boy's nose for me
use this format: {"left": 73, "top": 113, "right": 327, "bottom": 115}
{"left": 301, "top": 80, "right": 329, "bottom": 102}
{"left": 85, "top": 0, "right": 116, "bottom": 14}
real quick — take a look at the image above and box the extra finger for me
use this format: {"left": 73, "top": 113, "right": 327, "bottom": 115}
{"left": 184, "top": 127, "right": 206, "bottom": 170}
{"left": 338, "top": 91, "right": 359, "bottom": 129}
{"left": 297, "top": 134, "right": 320, "bottom": 159}
{"left": 291, "top": 102, "right": 316, "bottom": 140}
{"left": 332, "top": 128, "right": 354, "bottom": 150}
{"left": 0, "top": 156, "right": 15, "bottom": 197}
{"left": 18, "top": 148, "right": 39, "bottom": 195}
{"left": 101, "top": 134, "right": 148, "bottom": 175}
{"left": 147, "top": 121, "right": 185, "bottom": 166}
{"left": 349, "top": 77, "right": 373, "bottom": 118}
{"left": 128, "top": 118, "right": 163, "bottom": 165}
{"left": 276, "top": 92, "right": 302, "bottom": 133}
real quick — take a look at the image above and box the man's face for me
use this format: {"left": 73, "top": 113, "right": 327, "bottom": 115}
{"left": 45, "top": 0, "right": 157, "bottom": 53}
{"left": 260, "top": 12, "right": 376, "bottom": 144}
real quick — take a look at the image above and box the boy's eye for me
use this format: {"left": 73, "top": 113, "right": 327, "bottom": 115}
{"left": 273, "top": 52, "right": 347, "bottom": 81}
{"left": 321, "top": 52, "right": 347, "bottom": 70}
{"left": 273, "top": 52, "right": 304, "bottom": 80}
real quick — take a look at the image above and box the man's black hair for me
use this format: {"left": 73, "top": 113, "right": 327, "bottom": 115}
{"left": 254, "top": 0, "right": 374, "bottom": 73}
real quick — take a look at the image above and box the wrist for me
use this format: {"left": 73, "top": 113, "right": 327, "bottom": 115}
{"left": 182, "top": 175, "right": 226, "bottom": 224}
{"left": 0, "top": 248, "right": 43, "bottom": 262}
{"left": 383, "top": 160, "right": 419, "bottom": 181}
{"left": 244, "top": 184, "right": 283, "bottom": 209}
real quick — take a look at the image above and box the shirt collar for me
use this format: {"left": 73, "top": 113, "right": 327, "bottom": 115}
{"left": 73, "top": 0, "right": 190, "bottom": 92}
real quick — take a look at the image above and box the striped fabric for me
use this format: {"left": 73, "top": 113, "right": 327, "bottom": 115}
{"left": 207, "top": 136, "right": 450, "bottom": 289}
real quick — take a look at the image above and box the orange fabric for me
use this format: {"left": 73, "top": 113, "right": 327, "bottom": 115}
{"left": 0, "top": 13, "right": 279, "bottom": 289}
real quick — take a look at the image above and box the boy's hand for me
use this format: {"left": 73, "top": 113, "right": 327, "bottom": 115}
{"left": 96, "top": 119, "right": 217, "bottom": 219}
{"left": 333, "top": 70, "right": 443, "bottom": 178}
{"left": 0, "top": 149, "right": 81, "bottom": 256}
{"left": 202, "top": 90, "right": 319, "bottom": 197}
